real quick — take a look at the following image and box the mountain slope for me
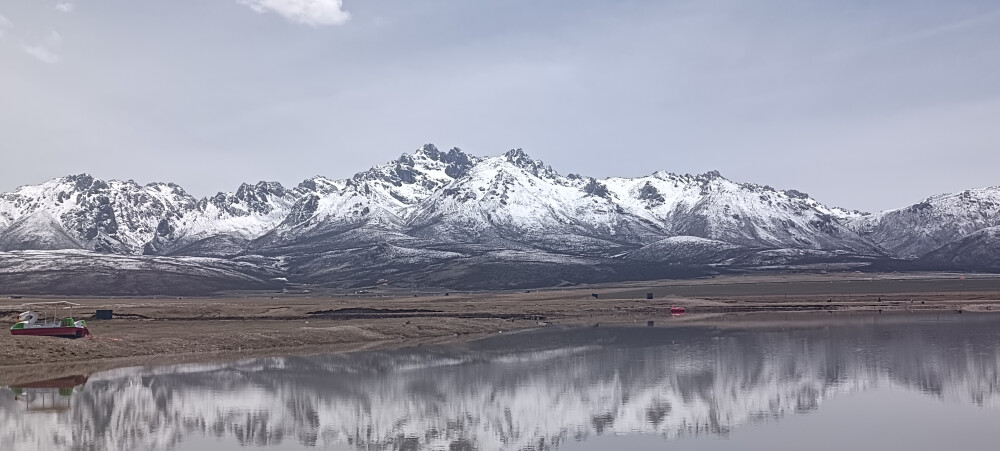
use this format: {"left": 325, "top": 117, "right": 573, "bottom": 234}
{"left": 0, "top": 174, "right": 198, "bottom": 254}
{"left": 0, "top": 210, "right": 83, "bottom": 251}
{"left": 0, "top": 147, "right": 881, "bottom": 261}
{"left": 0, "top": 250, "right": 283, "bottom": 295}
{"left": 602, "top": 171, "right": 876, "bottom": 253}
{"left": 249, "top": 145, "right": 477, "bottom": 255}
{"left": 850, "top": 187, "right": 1000, "bottom": 258}
{"left": 0, "top": 144, "right": 998, "bottom": 293}
{"left": 150, "top": 181, "right": 301, "bottom": 256}
{"left": 919, "top": 226, "right": 1000, "bottom": 269}
{"left": 407, "top": 149, "right": 656, "bottom": 256}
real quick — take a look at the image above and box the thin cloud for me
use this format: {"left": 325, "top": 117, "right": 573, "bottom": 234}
{"left": 21, "top": 30, "right": 63, "bottom": 63}
{"left": 816, "top": 8, "right": 1000, "bottom": 64}
{"left": 55, "top": 3, "right": 75, "bottom": 13}
{"left": 237, "top": 0, "right": 350, "bottom": 26}
{"left": 22, "top": 44, "right": 59, "bottom": 63}
{"left": 0, "top": 14, "right": 11, "bottom": 39}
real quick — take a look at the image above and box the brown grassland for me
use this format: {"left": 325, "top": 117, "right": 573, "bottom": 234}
{"left": 2, "top": 271, "right": 999, "bottom": 385}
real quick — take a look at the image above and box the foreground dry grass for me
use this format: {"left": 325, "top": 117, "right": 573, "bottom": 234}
{"left": 2, "top": 272, "right": 999, "bottom": 385}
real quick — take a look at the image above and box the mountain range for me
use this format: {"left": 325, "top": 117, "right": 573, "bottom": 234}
{"left": 1, "top": 144, "right": 998, "bottom": 294}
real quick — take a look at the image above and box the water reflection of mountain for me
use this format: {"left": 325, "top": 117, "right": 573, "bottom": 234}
{"left": 3, "top": 315, "right": 1000, "bottom": 451}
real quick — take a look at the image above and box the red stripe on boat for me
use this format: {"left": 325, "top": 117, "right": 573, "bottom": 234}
{"left": 10, "top": 327, "right": 90, "bottom": 338}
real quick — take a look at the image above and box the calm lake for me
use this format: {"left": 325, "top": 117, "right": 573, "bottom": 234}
{"left": 4, "top": 314, "right": 1000, "bottom": 451}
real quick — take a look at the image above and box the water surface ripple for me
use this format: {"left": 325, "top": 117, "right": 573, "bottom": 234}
{"left": 3, "top": 314, "right": 1000, "bottom": 450}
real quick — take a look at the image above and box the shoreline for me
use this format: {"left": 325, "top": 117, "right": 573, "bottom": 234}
{"left": 3, "top": 274, "right": 999, "bottom": 385}
{"left": 2, "top": 309, "right": 990, "bottom": 387}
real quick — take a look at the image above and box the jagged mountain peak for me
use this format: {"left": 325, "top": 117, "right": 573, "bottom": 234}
{"left": 358, "top": 145, "right": 473, "bottom": 186}
{"left": 659, "top": 169, "right": 722, "bottom": 180}
{"left": 643, "top": 169, "right": 733, "bottom": 191}
{"left": 862, "top": 185, "right": 1000, "bottom": 221}
{"left": 56, "top": 174, "right": 171, "bottom": 191}
{"left": 411, "top": 143, "right": 449, "bottom": 161}
{"left": 401, "top": 143, "right": 464, "bottom": 167}
{"left": 503, "top": 147, "right": 531, "bottom": 162}
{"left": 782, "top": 189, "right": 810, "bottom": 200}
{"left": 407, "top": 143, "right": 474, "bottom": 163}
{"left": 1, "top": 145, "right": 998, "bottom": 279}
{"left": 699, "top": 169, "right": 725, "bottom": 180}
{"left": 296, "top": 176, "right": 342, "bottom": 195}
{"left": 61, "top": 173, "right": 108, "bottom": 191}
{"left": 202, "top": 180, "right": 295, "bottom": 219}
{"left": 502, "top": 148, "right": 558, "bottom": 178}
{"left": 920, "top": 186, "right": 1000, "bottom": 210}
{"left": 6, "top": 174, "right": 195, "bottom": 209}
{"left": 234, "top": 181, "right": 288, "bottom": 199}
{"left": 638, "top": 171, "right": 834, "bottom": 211}
{"left": 0, "top": 174, "right": 200, "bottom": 255}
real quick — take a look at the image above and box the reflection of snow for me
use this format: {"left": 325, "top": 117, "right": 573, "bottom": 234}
{"left": 3, "top": 317, "right": 1000, "bottom": 450}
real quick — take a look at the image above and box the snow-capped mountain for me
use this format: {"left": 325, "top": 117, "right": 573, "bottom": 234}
{"left": 251, "top": 146, "right": 478, "bottom": 255}
{"left": 920, "top": 226, "right": 1000, "bottom": 268}
{"left": 0, "top": 144, "right": 998, "bottom": 293}
{"left": 849, "top": 187, "right": 1000, "bottom": 258}
{"left": 600, "top": 171, "right": 875, "bottom": 252}
{"left": 0, "top": 174, "right": 196, "bottom": 254}
{"left": 147, "top": 181, "right": 302, "bottom": 256}
{"left": 407, "top": 149, "right": 658, "bottom": 255}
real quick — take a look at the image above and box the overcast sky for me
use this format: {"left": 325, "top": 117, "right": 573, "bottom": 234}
{"left": 1, "top": 0, "right": 998, "bottom": 212}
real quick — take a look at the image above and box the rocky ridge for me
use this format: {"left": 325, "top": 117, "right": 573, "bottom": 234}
{"left": 0, "top": 144, "right": 998, "bottom": 293}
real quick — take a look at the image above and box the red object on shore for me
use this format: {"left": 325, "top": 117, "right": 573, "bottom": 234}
{"left": 670, "top": 306, "right": 686, "bottom": 315}
{"left": 10, "top": 327, "right": 90, "bottom": 338}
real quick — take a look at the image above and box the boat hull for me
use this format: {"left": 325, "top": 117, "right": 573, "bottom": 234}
{"left": 10, "top": 327, "right": 90, "bottom": 338}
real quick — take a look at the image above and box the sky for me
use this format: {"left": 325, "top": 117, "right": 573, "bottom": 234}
{"left": 1, "top": 0, "right": 998, "bottom": 213}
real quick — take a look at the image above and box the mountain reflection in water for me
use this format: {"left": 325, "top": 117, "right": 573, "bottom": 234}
{"left": 3, "top": 314, "right": 1000, "bottom": 450}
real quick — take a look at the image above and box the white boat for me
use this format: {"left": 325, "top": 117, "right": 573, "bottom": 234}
{"left": 9, "top": 301, "right": 91, "bottom": 338}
